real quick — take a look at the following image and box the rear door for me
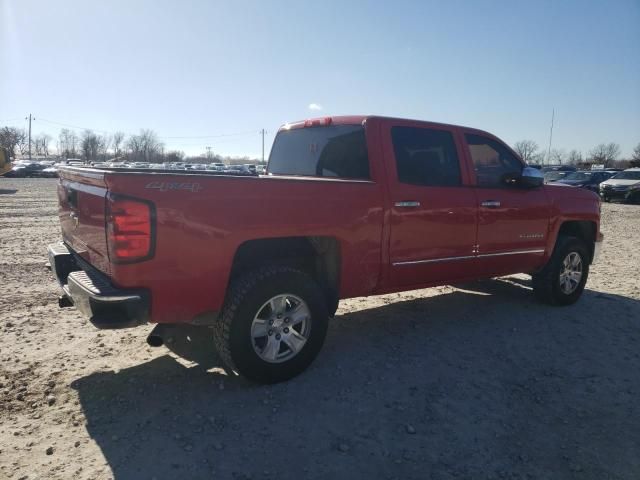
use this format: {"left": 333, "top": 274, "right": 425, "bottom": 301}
{"left": 462, "top": 132, "right": 550, "bottom": 276}
{"left": 58, "top": 168, "right": 111, "bottom": 273}
{"left": 385, "top": 122, "right": 478, "bottom": 286}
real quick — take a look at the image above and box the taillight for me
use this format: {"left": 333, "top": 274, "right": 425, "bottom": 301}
{"left": 106, "top": 194, "right": 155, "bottom": 263}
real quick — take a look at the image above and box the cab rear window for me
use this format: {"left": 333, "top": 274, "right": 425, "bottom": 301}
{"left": 267, "top": 125, "right": 370, "bottom": 179}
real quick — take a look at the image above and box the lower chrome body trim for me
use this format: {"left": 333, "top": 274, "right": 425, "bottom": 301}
{"left": 392, "top": 249, "right": 545, "bottom": 266}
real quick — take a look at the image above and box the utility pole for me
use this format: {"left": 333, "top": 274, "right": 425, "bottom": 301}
{"left": 206, "top": 146, "right": 212, "bottom": 159}
{"left": 546, "top": 108, "right": 554, "bottom": 165}
{"left": 25, "top": 114, "right": 35, "bottom": 160}
{"left": 260, "top": 129, "right": 266, "bottom": 164}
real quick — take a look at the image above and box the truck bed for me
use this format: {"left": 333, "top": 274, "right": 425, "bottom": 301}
{"left": 56, "top": 165, "right": 385, "bottom": 324}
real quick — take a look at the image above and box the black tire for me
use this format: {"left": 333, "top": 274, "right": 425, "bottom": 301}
{"left": 531, "top": 236, "right": 590, "bottom": 306}
{"left": 213, "top": 265, "right": 329, "bottom": 383}
{"left": 602, "top": 196, "right": 610, "bottom": 203}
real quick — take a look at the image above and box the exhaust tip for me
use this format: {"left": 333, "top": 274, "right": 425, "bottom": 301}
{"left": 147, "top": 334, "right": 164, "bottom": 347}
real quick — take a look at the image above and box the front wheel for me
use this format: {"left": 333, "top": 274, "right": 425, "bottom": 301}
{"left": 531, "top": 236, "right": 590, "bottom": 306}
{"left": 213, "top": 266, "right": 329, "bottom": 383}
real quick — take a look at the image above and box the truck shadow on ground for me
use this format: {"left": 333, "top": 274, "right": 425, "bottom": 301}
{"left": 71, "top": 277, "right": 640, "bottom": 480}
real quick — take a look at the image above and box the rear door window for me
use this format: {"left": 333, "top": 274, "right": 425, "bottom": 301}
{"left": 391, "top": 126, "right": 462, "bottom": 186}
{"left": 268, "top": 125, "right": 370, "bottom": 179}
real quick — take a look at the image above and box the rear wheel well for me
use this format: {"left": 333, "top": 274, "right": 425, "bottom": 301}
{"left": 229, "top": 236, "right": 341, "bottom": 316}
{"left": 557, "top": 221, "right": 596, "bottom": 262}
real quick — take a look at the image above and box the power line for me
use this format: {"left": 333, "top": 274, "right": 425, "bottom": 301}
{"left": 0, "top": 117, "right": 25, "bottom": 124}
{"left": 37, "top": 117, "right": 113, "bottom": 134}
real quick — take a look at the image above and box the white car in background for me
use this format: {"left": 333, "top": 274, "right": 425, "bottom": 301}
{"left": 599, "top": 168, "right": 640, "bottom": 203}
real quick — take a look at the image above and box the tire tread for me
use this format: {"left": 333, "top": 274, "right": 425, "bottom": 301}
{"left": 213, "top": 265, "right": 313, "bottom": 377}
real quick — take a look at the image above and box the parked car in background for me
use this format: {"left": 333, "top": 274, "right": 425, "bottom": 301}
{"left": 599, "top": 168, "right": 640, "bottom": 203}
{"left": 4, "top": 162, "right": 46, "bottom": 178}
{"left": 542, "top": 165, "right": 577, "bottom": 184}
{"left": 550, "top": 170, "right": 615, "bottom": 193}
{"left": 39, "top": 166, "right": 59, "bottom": 178}
{"left": 187, "top": 163, "right": 207, "bottom": 171}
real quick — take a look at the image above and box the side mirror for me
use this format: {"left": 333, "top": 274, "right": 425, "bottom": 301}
{"left": 519, "top": 166, "right": 544, "bottom": 188}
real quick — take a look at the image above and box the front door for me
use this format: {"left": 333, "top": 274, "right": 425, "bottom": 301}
{"left": 463, "top": 132, "right": 550, "bottom": 277}
{"left": 386, "top": 124, "right": 478, "bottom": 287}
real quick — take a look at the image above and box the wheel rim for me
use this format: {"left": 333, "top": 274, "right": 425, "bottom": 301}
{"left": 559, "top": 252, "right": 583, "bottom": 295}
{"left": 250, "top": 294, "right": 311, "bottom": 364}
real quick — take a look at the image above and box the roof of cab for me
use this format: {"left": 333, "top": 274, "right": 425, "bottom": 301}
{"left": 278, "top": 115, "right": 494, "bottom": 138}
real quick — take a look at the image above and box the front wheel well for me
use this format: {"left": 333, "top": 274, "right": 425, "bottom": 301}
{"left": 229, "top": 236, "right": 341, "bottom": 316}
{"left": 556, "top": 220, "right": 597, "bottom": 262}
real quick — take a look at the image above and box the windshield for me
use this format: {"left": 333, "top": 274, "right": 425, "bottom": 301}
{"left": 611, "top": 171, "right": 640, "bottom": 180}
{"left": 562, "top": 172, "right": 591, "bottom": 181}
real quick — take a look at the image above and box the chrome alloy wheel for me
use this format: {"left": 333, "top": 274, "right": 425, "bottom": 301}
{"left": 559, "top": 252, "right": 583, "bottom": 294}
{"left": 250, "top": 294, "right": 311, "bottom": 363}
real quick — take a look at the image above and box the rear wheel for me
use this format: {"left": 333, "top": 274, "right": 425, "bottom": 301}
{"left": 531, "top": 236, "right": 590, "bottom": 306}
{"left": 213, "top": 266, "right": 328, "bottom": 383}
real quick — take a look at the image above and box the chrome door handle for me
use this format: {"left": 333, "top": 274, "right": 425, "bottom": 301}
{"left": 481, "top": 200, "right": 501, "bottom": 208}
{"left": 395, "top": 201, "right": 421, "bottom": 208}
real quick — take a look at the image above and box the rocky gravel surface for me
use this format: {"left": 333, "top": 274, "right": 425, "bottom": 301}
{"left": 1, "top": 178, "right": 639, "bottom": 480}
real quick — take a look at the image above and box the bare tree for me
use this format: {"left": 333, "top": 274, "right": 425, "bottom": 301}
{"left": 549, "top": 148, "right": 566, "bottom": 165}
{"left": 17, "top": 134, "right": 30, "bottom": 156}
{"left": 567, "top": 150, "right": 583, "bottom": 165}
{"left": 98, "top": 134, "right": 111, "bottom": 160}
{"left": 112, "top": 131, "right": 125, "bottom": 158}
{"left": 0, "top": 127, "right": 26, "bottom": 157}
{"left": 34, "top": 134, "right": 52, "bottom": 157}
{"left": 126, "top": 129, "right": 163, "bottom": 162}
{"left": 81, "top": 130, "right": 102, "bottom": 161}
{"left": 165, "top": 150, "right": 185, "bottom": 163}
{"left": 588, "top": 143, "right": 620, "bottom": 167}
{"left": 513, "top": 140, "right": 540, "bottom": 164}
{"left": 58, "top": 129, "right": 80, "bottom": 158}
{"left": 631, "top": 143, "right": 640, "bottom": 162}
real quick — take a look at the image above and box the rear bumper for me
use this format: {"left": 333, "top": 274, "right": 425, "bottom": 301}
{"left": 48, "top": 242, "right": 149, "bottom": 329}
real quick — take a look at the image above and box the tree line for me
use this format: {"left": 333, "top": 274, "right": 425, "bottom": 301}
{"left": 2, "top": 124, "right": 638, "bottom": 168}
{"left": 513, "top": 140, "right": 640, "bottom": 168}
{"left": 0, "top": 126, "right": 258, "bottom": 164}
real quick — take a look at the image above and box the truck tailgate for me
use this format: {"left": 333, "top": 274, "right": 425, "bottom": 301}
{"left": 57, "top": 168, "right": 110, "bottom": 274}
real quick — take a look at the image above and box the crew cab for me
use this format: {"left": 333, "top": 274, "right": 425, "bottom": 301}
{"left": 48, "top": 116, "right": 603, "bottom": 383}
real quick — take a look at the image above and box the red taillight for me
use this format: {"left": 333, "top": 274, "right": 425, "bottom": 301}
{"left": 106, "top": 194, "right": 154, "bottom": 263}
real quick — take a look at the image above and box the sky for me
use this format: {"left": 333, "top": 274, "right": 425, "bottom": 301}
{"left": 1, "top": 0, "right": 639, "bottom": 159}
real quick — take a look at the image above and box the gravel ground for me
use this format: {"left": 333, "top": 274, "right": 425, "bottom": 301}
{"left": 1, "top": 177, "right": 639, "bottom": 480}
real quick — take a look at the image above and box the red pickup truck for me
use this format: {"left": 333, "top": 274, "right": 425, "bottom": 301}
{"left": 48, "top": 116, "right": 603, "bottom": 383}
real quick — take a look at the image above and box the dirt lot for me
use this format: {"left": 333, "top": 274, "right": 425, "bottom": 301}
{"left": 0, "top": 178, "right": 639, "bottom": 480}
